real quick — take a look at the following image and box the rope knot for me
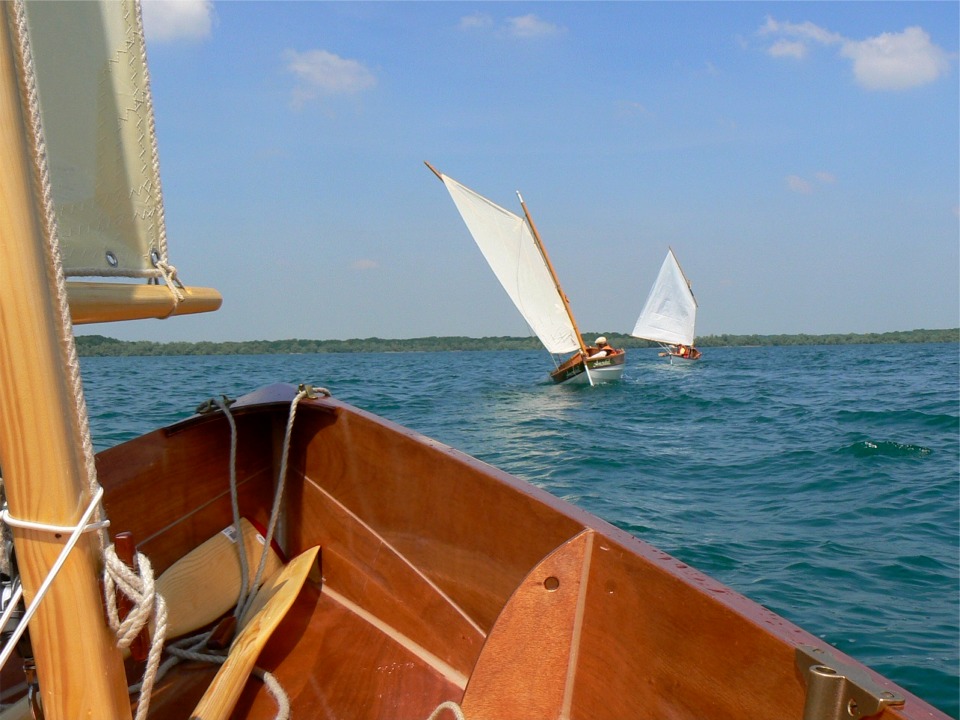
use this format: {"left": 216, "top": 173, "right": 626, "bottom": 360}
{"left": 103, "top": 544, "right": 158, "bottom": 648}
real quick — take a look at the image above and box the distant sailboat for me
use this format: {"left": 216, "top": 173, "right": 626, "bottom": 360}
{"left": 426, "top": 163, "right": 625, "bottom": 385}
{"left": 632, "top": 248, "right": 701, "bottom": 362}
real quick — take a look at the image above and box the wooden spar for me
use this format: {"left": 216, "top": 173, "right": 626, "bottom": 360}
{"left": 0, "top": 6, "right": 132, "bottom": 718}
{"left": 668, "top": 246, "right": 698, "bottom": 308}
{"left": 516, "top": 192, "right": 589, "bottom": 357}
{"left": 68, "top": 281, "right": 222, "bottom": 324}
{"left": 424, "top": 160, "right": 443, "bottom": 181}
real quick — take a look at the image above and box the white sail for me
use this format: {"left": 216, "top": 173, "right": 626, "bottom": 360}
{"left": 22, "top": 0, "right": 168, "bottom": 279}
{"left": 632, "top": 249, "right": 698, "bottom": 346}
{"left": 440, "top": 174, "right": 581, "bottom": 355}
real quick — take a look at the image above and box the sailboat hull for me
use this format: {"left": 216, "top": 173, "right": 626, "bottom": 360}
{"left": 82, "top": 383, "right": 944, "bottom": 719}
{"left": 550, "top": 351, "right": 626, "bottom": 384}
{"left": 664, "top": 351, "right": 701, "bottom": 364}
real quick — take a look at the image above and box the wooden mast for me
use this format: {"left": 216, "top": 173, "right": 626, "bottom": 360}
{"left": 0, "top": 4, "right": 132, "bottom": 717}
{"left": 516, "top": 192, "right": 589, "bottom": 357}
{"left": 668, "top": 246, "right": 698, "bottom": 308}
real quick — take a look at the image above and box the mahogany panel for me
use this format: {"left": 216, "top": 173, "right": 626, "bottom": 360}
{"left": 97, "top": 410, "right": 278, "bottom": 574}
{"left": 283, "top": 474, "right": 485, "bottom": 676}
{"left": 233, "top": 585, "right": 464, "bottom": 720}
{"left": 289, "top": 400, "right": 586, "bottom": 630}
{"left": 568, "top": 534, "right": 943, "bottom": 720}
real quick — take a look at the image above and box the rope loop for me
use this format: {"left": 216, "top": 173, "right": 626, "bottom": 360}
{"left": 426, "top": 701, "right": 467, "bottom": 720}
{"left": 102, "top": 542, "right": 168, "bottom": 720}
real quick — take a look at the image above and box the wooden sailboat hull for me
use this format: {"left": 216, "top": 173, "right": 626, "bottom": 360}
{"left": 665, "top": 352, "right": 701, "bottom": 364}
{"left": 550, "top": 351, "right": 626, "bottom": 384}
{"left": 86, "top": 383, "right": 943, "bottom": 719}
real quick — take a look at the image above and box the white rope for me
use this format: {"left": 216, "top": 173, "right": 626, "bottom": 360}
{"left": 154, "top": 259, "right": 185, "bottom": 310}
{"left": 1, "top": 510, "right": 109, "bottom": 535}
{"left": 256, "top": 669, "right": 291, "bottom": 720}
{"left": 238, "top": 387, "right": 308, "bottom": 621}
{"left": 425, "top": 700, "right": 466, "bottom": 720}
{"left": 0, "top": 487, "right": 105, "bottom": 671}
{"left": 103, "top": 545, "right": 168, "bottom": 720}
{"left": 9, "top": 0, "right": 108, "bottom": 549}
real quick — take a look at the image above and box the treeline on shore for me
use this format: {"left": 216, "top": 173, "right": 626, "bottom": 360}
{"left": 75, "top": 328, "right": 959, "bottom": 357}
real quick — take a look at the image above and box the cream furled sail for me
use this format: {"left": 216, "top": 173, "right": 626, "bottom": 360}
{"left": 631, "top": 248, "right": 697, "bottom": 347}
{"left": 438, "top": 174, "right": 581, "bottom": 355}
{"left": 19, "top": 0, "right": 220, "bottom": 323}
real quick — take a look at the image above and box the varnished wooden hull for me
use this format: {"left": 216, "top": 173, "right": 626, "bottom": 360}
{"left": 93, "top": 384, "right": 944, "bottom": 720}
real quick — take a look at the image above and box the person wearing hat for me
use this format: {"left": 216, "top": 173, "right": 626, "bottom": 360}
{"left": 588, "top": 336, "right": 613, "bottom": 357}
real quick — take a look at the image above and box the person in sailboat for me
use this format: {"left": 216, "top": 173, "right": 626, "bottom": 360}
{"left": 588, "top": 337, "right": 618, "bottom": 357}
{"left": 674, "top": 343, "right": 702, "bottom": 360}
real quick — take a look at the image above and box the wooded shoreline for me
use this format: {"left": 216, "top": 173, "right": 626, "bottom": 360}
{"left": 76, "top": 329, "right": 959, "bottom": 357}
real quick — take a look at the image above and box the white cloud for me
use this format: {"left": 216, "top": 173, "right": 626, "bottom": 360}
{"left": 786, "top": 175, "right": 813, "bottom": 194}
{"left": 459, "top": 12, "right": 493, "bottom": 31}
{"left": 760, "top": 18, "right": 952, "bottom": 91}
{"left": 352, "top": 259, "right": 378, "bottom": 271}
{"left": 786, "top": 172, "right": 836, "bottom": 194}
{"left": 768, "top": 40, "right": 807, "bottom": 60}
{"left": 760, "top": 17, "right": 843, "bottom": 46}
{"left": 841, "top": 27, "right": 951, "bottom": 91}
{"left": 460, "top": 12, "right": 564, "bottom": 40}
{"left": 286, "top": 50, "right": 376, "bottom": 107}
{"left": 141, "top": 0, "right": 214, "bottom": 43}
{"left": 505, "top": 14, "right": 563, "bottom": 39}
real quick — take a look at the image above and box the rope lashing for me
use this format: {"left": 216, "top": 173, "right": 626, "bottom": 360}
{"left": 0, "top": 487, "right": 107, "bottom": 671}
{"left": 103, "top": 544, "right": 168, "bottom": 720}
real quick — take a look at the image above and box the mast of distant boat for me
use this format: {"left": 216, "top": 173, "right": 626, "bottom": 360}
{"left": 516, "top": 192, "right": 594, "bottom": 386}
{"left": 669, "top": 245, "right": 698, "bottom": 309}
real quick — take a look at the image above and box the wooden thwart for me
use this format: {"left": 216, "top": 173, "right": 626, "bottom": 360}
{"left": 189, "top": 546, "right": 320, "bottom": 720}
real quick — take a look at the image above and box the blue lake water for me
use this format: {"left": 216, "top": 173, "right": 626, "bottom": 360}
{"left": 80, "top": 343, "right": 959, "bottom": 716}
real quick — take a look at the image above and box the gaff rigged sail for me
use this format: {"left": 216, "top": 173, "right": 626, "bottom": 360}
{"left": 439, "top": 174, "right": 581, "bottom": 356}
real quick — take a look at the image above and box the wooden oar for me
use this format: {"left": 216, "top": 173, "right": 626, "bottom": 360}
{"left": 189, "top": 546, "right": 319, "bottom": 720}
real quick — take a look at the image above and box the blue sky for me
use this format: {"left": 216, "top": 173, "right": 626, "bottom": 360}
{"left": 94, "top": 1, "right": 958, "bottom": 342}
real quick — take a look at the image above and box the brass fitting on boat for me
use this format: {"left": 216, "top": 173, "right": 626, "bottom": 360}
{"left": 796, "top": 645, "right": 905, "bottom": 720}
